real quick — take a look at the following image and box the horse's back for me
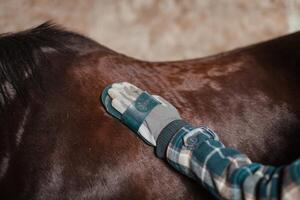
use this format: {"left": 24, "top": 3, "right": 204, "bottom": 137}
{"left": 62, "top": 30, "right": 300, "bottom": 199}
{"left": 0, "top": 24, "right": 300, "bottom": 199}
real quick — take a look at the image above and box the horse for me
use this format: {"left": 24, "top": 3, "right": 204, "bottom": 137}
{"left": 0, "top": 22, "right": 299, "bottom": 199}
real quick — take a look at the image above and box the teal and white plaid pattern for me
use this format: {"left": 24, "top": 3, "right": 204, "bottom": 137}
{"left": 166, "top": 124, "right": 300, "bottom": 200}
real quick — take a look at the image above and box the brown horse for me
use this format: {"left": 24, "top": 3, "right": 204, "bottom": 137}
{"left": 0, "top": 23, "right": 299, "bottom": 199}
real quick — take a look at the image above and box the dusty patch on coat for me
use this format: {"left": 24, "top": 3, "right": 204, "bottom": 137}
{"left": 174, "top": 61, "right": 243, "bottom": 91}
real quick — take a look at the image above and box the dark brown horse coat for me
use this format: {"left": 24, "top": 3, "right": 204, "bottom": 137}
{"left": 0, "top": 23, "right": 299, "bottom": 199}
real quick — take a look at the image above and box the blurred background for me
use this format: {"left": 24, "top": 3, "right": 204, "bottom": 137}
{"left": 0, "top": 0, "right": 300, "bottom": 61}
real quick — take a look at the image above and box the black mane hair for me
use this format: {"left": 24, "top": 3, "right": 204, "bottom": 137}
{"left": 0, "top": 22, "right": 75, "bottom": 107}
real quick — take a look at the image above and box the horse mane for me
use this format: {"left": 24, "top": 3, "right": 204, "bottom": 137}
{"left": 0, "top": 22, "right": 75, "bottom": 108}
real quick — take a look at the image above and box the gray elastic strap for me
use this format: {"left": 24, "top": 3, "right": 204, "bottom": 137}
{"left": 143, "top": 103, "right": 181, "bottom": 141}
